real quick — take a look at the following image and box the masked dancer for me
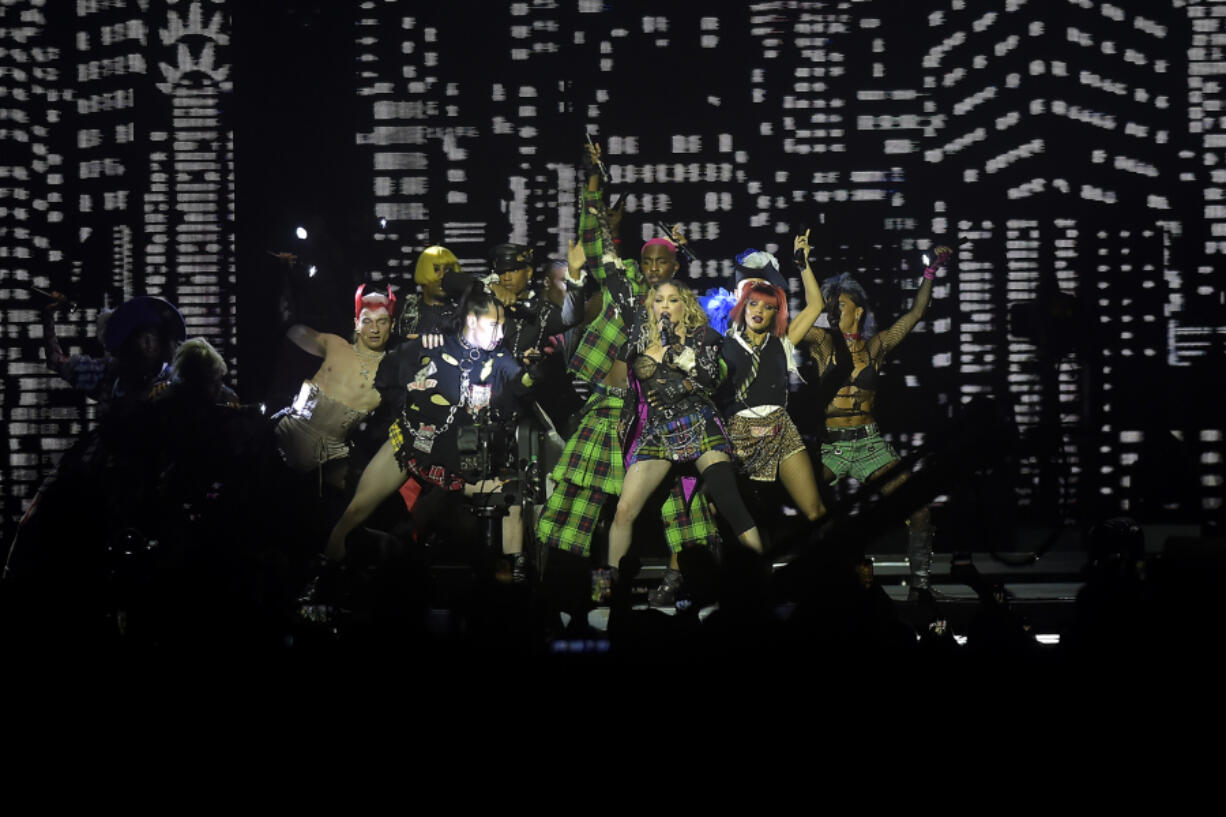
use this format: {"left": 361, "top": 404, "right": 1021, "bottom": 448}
{"left": 325, "top": 286, "right": 535, "bottom": 565}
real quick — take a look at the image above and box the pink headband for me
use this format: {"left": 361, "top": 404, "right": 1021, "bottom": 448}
{"left": 640, "top": 237, "right": 677, "bottom": 256}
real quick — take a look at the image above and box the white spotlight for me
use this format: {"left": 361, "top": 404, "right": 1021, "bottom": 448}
{"left": 378, "top": 218, "right": 388, "bottom": 229}
{"left": 922, "top": 254, "right": 930, "bottom": 266}
{"left": 308, "top": 265, "right": 318, "bottom": 278}
{"left": 295, "top": 226, "right": 308, "bottom": 240}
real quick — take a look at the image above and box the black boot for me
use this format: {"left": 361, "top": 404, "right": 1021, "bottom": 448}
{"left": 906, "top": 523, "right": 947, "bottom": 601}
{"left": 648, "top": 568, "right": 684, "bottom": 609}
{"left": 298, "top": 555, "right": 347, "bottom": 624}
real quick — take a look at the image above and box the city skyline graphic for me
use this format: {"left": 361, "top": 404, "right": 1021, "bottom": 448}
{"left": 3, "top": 0, "right": 1223, "bottom": 544}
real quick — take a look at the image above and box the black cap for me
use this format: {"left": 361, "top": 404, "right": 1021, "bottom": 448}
{"left": 489, "top": 243, "right": 534, "bottom": 274}
{"left": 733, "top": 249, "right": 788, "bottom": 292}
{"left": 103, "top": 295, "right": 187, "bottom": 354}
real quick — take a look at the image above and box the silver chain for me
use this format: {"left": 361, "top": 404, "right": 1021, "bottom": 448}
{"left": 409, "top": 344, "right": 484, "bottom": 451}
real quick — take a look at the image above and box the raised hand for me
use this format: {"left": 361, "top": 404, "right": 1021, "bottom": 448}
{"left": 794, "top": 228, "right": 812, "bottom": 268}
{"left": 566, "top": 238, "right": 586, "bottom": 278}
{"left": 923, "top": 245, "right": 954, "bottom": 279}
{"left": 583, "top": 139, "right": 603, "bottom": 178}
{"left": 41, "top": 289, "right": 70, "bottom": 313}
{"left": 669, "top": 223, "right": 688, "bottom": 247}
{"left": 921, "top": 242, "right": 956, "bottom": 282}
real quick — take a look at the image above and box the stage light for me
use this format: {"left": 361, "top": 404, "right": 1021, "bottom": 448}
{"left": 378, "top": 217, "right": 388, "bottom": 229}
{"left": 308, "top": 265, "right": 318, "bottom": 277}
{"left": 295, "top": 226, "right": 308, "bottom": 240}
{"left": 923, "top": 253, "right": 930, "bottom": 266}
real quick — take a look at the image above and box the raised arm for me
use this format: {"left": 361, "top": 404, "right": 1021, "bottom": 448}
{"left": 871, "top": 245, "right": 951, "bottom": 357}
{"left": 787, "top": 228, "right": 825, "bottom": 346}
{"left": 41, "top": 305, "right": 70, "bottom": 374}
{"left": 549, "top": 238, "right": 590, "bottom": 328}
{"left": 802, "top": 324, "right": 835, "bottom": 375}
{"left": 286, "top": 323, "right": 328, "bottom": 357}
{"left": 579, "top": 140, "right": 627, "bottom": 278}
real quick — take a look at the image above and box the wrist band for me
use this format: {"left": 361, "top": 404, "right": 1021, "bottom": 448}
{"left": 923, "top": 267, "right": 936, "bottom": 280}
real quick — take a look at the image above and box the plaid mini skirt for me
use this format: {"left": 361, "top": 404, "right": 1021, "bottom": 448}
{"left": 389, "top": 419, "right": 466, "bottom": 491}
{"left": 628, "top": 404, "right": 731, "bottom": 465}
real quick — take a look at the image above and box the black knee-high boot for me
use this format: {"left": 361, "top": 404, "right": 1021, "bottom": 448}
{"left": 907, "top": 518, "right": 944, "bottom": 600}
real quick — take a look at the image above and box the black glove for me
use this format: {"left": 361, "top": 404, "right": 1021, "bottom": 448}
{"left": 522, "top": 349, "right": 546, "bottom": 384}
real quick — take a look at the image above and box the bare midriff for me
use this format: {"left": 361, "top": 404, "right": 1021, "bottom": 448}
{"left": 825, "top": 348, "right": 876, "bottom": 429}
{"left": 602, "top": 359, "right": 629, "bottom": 389}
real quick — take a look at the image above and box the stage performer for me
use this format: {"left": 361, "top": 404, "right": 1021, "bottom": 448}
{"left": 718, "top": 230, "right": 825, "bottom": 523}
{"left": 535, "top": 140, "right": 722, "bottom": 606}
{"left": 392, "top": 245, "right": 462, "bottom": 340}
{"left": 438, "top": 242, "right": 584, "bottom": 365}
{"left": 608, "top": 279, "right": 764, "bottom": 580}
{"left": 273, "top": 284, "right": 394, "bottom": 489}
{"left": 40, "top": 294, "right": 185, "bottom": 417}
{"left": 324, "top": 286, "right": 535, "bottom": 564}
{"left": 803, "top": 246, "right": 953, "bottom": 597}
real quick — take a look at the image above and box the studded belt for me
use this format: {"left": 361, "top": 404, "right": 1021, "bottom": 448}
{"left": 824, "top": 422, "right": 879, "bottom": 443}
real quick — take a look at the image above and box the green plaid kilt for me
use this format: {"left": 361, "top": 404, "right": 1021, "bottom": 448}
{"left": 548, "top": 391, "right": 627, "bottom": 492}
{"left": 537, "top": 390, "right": 720, "bottom": 556}
{"left": 660, "top": 483, "right": 720, "bottom": 557}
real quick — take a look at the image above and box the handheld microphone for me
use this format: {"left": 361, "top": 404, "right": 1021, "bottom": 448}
{"left": 794, "top": 237, "right": 808, "bottom": 269}
{"left": 659, "top": 313, "right": 673, "bottom": 347}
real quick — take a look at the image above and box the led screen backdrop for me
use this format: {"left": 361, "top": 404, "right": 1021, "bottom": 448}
{"left": 3, "top": 0, "right": 1224, "bottom": 547}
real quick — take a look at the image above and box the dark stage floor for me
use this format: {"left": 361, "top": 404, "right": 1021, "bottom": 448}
{"left": 545, "top": 522, "right": 1204, "bottom": 647}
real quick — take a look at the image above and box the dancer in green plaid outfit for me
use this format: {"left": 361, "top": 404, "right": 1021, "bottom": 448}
{"left": 536, "top": 141, "right": 719, "bottom": 570}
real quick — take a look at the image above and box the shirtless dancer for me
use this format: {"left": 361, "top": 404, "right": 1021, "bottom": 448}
{"left": 273, "top": 285, "right": 394, "bottom": 489}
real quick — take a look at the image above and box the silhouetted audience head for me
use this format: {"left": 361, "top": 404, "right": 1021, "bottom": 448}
{"left": 171, "top": 337, "right": 228, "bottom": 403}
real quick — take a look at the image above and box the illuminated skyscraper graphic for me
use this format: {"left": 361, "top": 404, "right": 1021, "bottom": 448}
{"left": 1, "top": 0, "right": 70, "bottom": 533}
{"left": 151, "top": 0, "right": 236, "bottom": 348}
{"left": 1, "top": 0, "right": 237, "bottom": 541}
{"left": 917, "top": 0, "right": 1210, "bottom": 517}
